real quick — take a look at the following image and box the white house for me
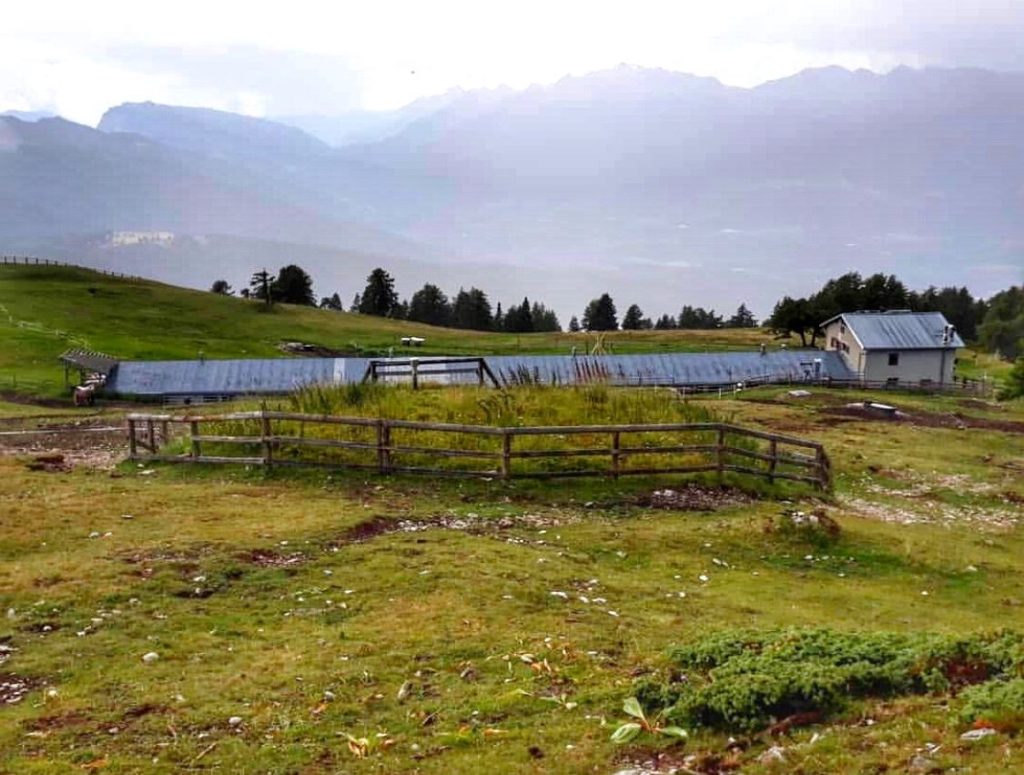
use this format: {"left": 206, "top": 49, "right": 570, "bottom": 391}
{"left": 820, "top": 311, "right": 964, "bottom": 385}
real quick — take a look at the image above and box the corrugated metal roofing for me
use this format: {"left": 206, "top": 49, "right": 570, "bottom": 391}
{"left": 831, "top": 312, "right": 965, "bottom": 350}
{"left": 109, "top": 357, "right": 348, "bottom": 398}
{"left": 107, "top": 350, "right": 855, "bottom": 398}
{"left": 482, "top": 351, "right": 853, "bottom": 387}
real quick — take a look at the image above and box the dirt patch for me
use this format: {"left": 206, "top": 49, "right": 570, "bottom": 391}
{"left": 243, "top": 549, "right": 307, "bottom": 568}
{"left": 337, "top": 512, "right": 577, "bottom": 545}
{"left": 820, "top": 405, "right": 1024, "bottom": 434}
{"left": 616, "top": 748, "right": 736, "bottom": 775}
{"left": 23, "top": 710, "right": 90, "bottom": 731}
{"left": 119, "top": 545, "right": 213, "bottom": 565}
{"left": 839, "top": 495, "right": 1019, "bottom": 530}
{"left": 278, "top": 341, "right": 355, "bottom": 357}
{"left": 0, "top": 673, "right": 38, "bottom": 706}
{"left": 23, "top": 452, "right": 72, "bottom": 473}
{"left": 635, "top": 485, "right": 756, "bottom": 511}
{"left": 123, "top": 703, "right": 167, "bottom": 719}
{"left": 0, "top": 416, "right": 126, "bottom": 469}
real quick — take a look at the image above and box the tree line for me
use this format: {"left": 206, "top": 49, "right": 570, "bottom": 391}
{"left": 766, "top": 272, "right": 1022, "bottom": 359}
{"left": 212, "top": 265, "right": 761, "bottom": 335}
{"left": 209, "top": 266, "right": 1022, "bottom": 363}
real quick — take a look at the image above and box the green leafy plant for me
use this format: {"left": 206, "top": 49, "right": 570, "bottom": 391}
{"left": 610, "top": 696, "right": 688, "bottom": 745}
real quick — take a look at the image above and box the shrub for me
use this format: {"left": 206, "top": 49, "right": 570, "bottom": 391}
{"left": 639, "top": 629, "right": 1024, "bottom": 733}
{"left": 959, "top": 678, "right": 1024, "bottom": 732}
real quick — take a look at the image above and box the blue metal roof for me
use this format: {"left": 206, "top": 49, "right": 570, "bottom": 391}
{"left": 109, "top": 357, "right": 348, "bottom": 397}
{"left": 107, "top": 350, "right": 854, "bottom": 398}
{"left": 483, "top": 351, "right": 853, "bottom": 387}
{"left": 828, "top": 312, "right": 964, "bottom": 350}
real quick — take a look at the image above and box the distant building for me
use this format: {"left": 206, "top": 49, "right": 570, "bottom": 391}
{"left": 820, "top": 311, "right": 964, "bottom": 385}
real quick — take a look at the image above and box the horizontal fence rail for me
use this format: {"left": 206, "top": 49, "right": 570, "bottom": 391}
{"left": 126, "top": 411, "right": 831, "bottom": 490}
{"left": 1, "top": 255, "right": 141, "bottom": 280}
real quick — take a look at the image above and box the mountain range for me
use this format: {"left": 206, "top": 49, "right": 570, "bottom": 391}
{"left": 2, "top": 64, "right": 1022, "bottom": 320}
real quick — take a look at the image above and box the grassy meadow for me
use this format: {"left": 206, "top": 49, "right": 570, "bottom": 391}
{"left": 2, "top": 263, "right": 1023, "bottom": 772}
{"left": 1, "top": 381, "right": 1022, "bottom": 773}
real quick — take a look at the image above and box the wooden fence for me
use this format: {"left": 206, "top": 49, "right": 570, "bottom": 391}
{"left": 1, "top": 255, "right": 141, "bottom": 280}
{"left": 126, "top": 411, "right": 831, "bottom": 490}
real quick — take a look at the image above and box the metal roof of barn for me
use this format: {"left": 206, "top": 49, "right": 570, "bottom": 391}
{"left": 480, "top": 351, "right": 854, "bottom": 387}
{"left": 821, "top": 311, "right": 964, "bottom": 350}
{"left": 58, "top": 348, "right": 119, "bottom": 375}
{"left": 106, "top": 350, "right": 854, "bottom": 398}
{"left": 108, "top": 357, "right": 348, "bottom": 398}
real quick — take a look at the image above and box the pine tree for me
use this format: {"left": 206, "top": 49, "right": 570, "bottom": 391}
{"left": 622, "top": 304, "right": 645, "bottom": 330}
{"left": 582, "top": 294, "right": 618, "bottom": 331}
{"left": 358, "top": 268, "right": 399, "bottom": 317}
{"left": 249, "top": 269, "right": 274, "bottom": 308}
{"left": 451, "top": 288, "right": 493, "bottom": 330}
{"left": 568, "top": 315, "right": 581, "bottom": 333}
{"left": 319, "top": 292, "right": 343, "bottom": 310}
{"left": 408, "top": 284, "right": 452, "bottom": 327}
{"left": 726, "top": 303, "right": 758, "bottom": 328}
{"left": 274, "top": 265, "right": 316, "bottom": 306}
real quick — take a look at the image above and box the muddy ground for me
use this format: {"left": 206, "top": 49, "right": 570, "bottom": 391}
{"left": 0, "top": 415, "right": 126, "bottom": 469}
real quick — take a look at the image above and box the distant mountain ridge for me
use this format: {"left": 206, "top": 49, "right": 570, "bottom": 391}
{"left": 2, "top": 64, "right": 1022, "bottom": 318}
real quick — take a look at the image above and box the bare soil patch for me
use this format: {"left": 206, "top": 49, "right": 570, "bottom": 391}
{"left": 23, "top": 710, "right": 91, "bottom": 731}
{"left": 635, "top": 485, "right": 756, "bottom": 511}
{"left": 243, "top": 548, "right": 307, "bottom": 568}
{"left": 336, "top": 512, "right": 577, "bottom": 546}
{"left": 0, "top": 673, "right": 38, "bottom": 706}
{"left": 820, "top": 405, "right": 1024, "bottom": 434}
{"left": 0, "top": 416, "right": 125, "bottom": 469}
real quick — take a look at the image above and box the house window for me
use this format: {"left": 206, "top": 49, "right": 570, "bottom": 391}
{"left": 888, "top": 352, "right": 899, "bottom": 366}
{"left": 840, "top": 323, "right": 846, "bottom": 334}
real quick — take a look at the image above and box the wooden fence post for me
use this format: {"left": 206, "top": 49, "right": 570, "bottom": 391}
{"left": 161, "top": 420, "right": 169, "bottom": 446}
{"left": 816, "top": 447, "right": 830, "bottom": 491}
{"left": 768, "top": 438, "right": 778, "bottom": 484}
{"left": 611, "top": 431, "right": 621, "bottom": 479}
{"left": 127, "top": 419, "right": 137, "bottom": 458}
{"left": 501, "top": 430, "right": 512, "bottom": 479}
{"left": 377, "top": 420, "right": 391, "bottom": 473}
{"left": 411, "top": 359, "right": 419, "bottom": 390}
{"left": 146, "top": 420, "right": 155, "bottom": 452}
{"left": 716, "top": 426, "right": 726, "bottom": 484}
{"left": 262, "top": 412, "right": 273, "bottom": 467}
{"left": 190, "top": 420, "right": 201, "bottom": 459}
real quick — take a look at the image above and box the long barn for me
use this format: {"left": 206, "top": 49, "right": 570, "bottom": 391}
{"left": 103, "top": 350, "right": 855, "bottom": 403}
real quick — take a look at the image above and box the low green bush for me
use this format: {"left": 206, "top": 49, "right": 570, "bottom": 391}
{"left": 633, "top": 629, "right": 1024, "bottom": 733}
{"left": 959, "top": 678, "right": 1024, "bottom": 731}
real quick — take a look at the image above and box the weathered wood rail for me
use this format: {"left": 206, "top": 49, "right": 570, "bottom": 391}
{"left": 126, "top": 411, "right": 831, "bottom": 490}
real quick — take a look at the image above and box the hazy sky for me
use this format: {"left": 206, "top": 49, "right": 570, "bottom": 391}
{"left": 3, "top": 0, "right": 1023, "bottom": 124}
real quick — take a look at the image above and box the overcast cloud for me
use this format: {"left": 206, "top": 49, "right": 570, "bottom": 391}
{"left": 2, "top": 0, "right": 1022, "bottom": 124}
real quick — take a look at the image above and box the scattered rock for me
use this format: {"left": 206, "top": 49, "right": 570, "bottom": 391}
{"left": 909, "top": 753, "right": 939, "bottom": 772}
{"left": 641, "top": 485, "right": 754, "bottom": 512}
{"left": 960, "top": 727, "right": 997, "bottom": 741}
{"left": 758, "top": 745, "right": 786, "bottom": 765}
{"left": 0, "top": 673, "right": 37, "bottom": 705}
{"left": 228, "top": 715, "right": 243, "bottom": 727}
{"left": 141, "top": 652, "right": 159, "bottom": 664}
